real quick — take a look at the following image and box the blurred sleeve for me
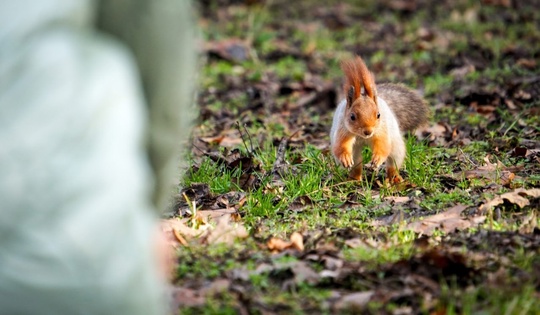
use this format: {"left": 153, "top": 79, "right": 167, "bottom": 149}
{"left": 97, "top": 0, "right": 199, "bottom": 212}
{"left": 0, "top": 0, "right": 199, "bottom": 313}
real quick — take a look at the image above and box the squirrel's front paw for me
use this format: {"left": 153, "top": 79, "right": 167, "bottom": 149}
{"left": 337, "top": 152, "right": 354, "bottom": 168}
{"left": 370, "top": 155, "right": 386, "bottom": 169}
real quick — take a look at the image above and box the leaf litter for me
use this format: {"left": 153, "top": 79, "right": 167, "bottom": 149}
{"left": 169, "top": 0, "right": 540, "bottom": 313}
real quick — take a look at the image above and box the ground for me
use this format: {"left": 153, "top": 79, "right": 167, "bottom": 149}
{"left": 165, "top": 0, "right": 540, "bottom": 314}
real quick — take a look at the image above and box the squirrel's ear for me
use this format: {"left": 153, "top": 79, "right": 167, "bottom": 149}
{"left": 347, "top": 86, "right": 355, "bottom": 106}
{"left": 368, "top": 72, "right": 377, "bottom": 103}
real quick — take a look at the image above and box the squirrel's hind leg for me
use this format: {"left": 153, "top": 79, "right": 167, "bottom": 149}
{"left": 386, "top": 162, "right": 403, "bottom": 183}
{"left": 386, "top": 138, "right": 406, "bottom": 183}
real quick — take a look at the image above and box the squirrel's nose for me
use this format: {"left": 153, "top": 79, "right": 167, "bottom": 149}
{"left": 363, "top": 129, "right": 372, "bottom": 136}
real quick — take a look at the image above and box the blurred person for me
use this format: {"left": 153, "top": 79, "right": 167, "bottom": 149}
{"left": 0, "top": 0, "right": 197, "bottom": 314}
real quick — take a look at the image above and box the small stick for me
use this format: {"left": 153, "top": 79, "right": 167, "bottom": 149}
{"left": 235, "top": 121, "right": 256, "bottom": 155}
{"left": 271, "top": 129, "right": 302, "bottom": 176}
{"left": 242, "top": 123, "right": 256, "bottom": 154}
{"left": 172, "top": 228, "right": 189, "bottom": 247}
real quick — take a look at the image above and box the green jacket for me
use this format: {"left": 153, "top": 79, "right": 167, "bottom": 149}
{"left": 0, "top": 0, "right": 197, "bottom": 314}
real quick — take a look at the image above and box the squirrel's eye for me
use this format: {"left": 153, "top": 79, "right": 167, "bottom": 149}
{"left": 377, "top": 112, "right": 381, "bottom": 119}
{"left": 350, "top": 113, "right": 356, "bottom": 121}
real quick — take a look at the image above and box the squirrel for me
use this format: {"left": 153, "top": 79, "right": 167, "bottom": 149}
{"left": 330, "top": 56, "right": 429, "bottom": 183}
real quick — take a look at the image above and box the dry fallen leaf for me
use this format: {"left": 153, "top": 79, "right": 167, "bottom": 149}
{"left": 161, "top": 218, "right": 203, "bottom": 248}
{"left": 458, "top": 155, "right": 521, "bottom": 186}
{"left": 518, "top": 210, "right": 538, "bottom": 234}
{"left": 172, "top": 228, "right": 189, "bottom": 247}
{"left": 406, "top": 204, "right": 485, "bottom": 236}
{"left": 333, "top": 291, "right": 374, "bottom": 312}
{"left": 384, "top": 196, "right": 411, "bottom": 203}
{"left": 290, "top": 261, "right": 320, "bottom": 285}
{"left": 204, "top": 38, "right": 250, "bottom": 62}
{"left": 203, "top": 214, "right": 248, "bottom": 245}
{"left": 415, "top": 122, "right": 449, "bottom": 145}
{"left": 171, "top": 287, "right": 206, "bottom": 308}
{"left": 267, "top": 237, "right": 291, "bottom": 252}
{"left": 479, "top": 188, "right": 540, "bottom": 213}
{"left": 197, "top": 208, "right": 237, "bottom": 220}
{"left": 200, "top": 134, "right": 243, "bottom": 147}
{"left": 267, "top": 232, "right": 305, "bottom": 252}
{"left": 290, "top": 232, "right": 304, "bottom": 251}
{"left": 161, "top": 211, "right": 247, "bottom": 247}
{"left": 289, "top": 195, "right": 315, "bottom": 212}
{"left": 481, "top": 0, "right": 512, "bottom": 8}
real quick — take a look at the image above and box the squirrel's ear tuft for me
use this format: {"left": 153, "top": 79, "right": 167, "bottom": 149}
{"left": 354, "top": 56, "right": 377, "bottom": 101}
{"left": 341, "top": 58, "right": 361, "bottom": 102}
{"left": 347, "top": 86, "right": 355, "bottom": 106}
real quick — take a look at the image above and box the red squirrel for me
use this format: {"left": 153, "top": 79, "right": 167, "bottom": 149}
{"left": 330, "top": 56, "right": 429, "bottom": 183}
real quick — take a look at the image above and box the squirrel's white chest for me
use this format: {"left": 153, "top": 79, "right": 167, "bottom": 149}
{"left": 330, "top": 97, "right": 402, "bottom": 147}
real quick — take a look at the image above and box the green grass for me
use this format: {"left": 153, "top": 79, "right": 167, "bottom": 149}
{"left": 180, "top": 0, "right": 540, "bottom": 313}
{"left": 185, "top": 156, "right": 241, "bottom": 194}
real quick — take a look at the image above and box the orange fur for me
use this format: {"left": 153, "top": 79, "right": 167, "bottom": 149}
{"left": 332, "top": 131, "right": 355, "bottom": 168}
{"left": 369, "top": 130, "right": 391, "bottom": 168}
{"left": 386, "top": 166, "right": 403, "bottom": 183}
{"left": 341, "top": 56, "right": 377, "bottom": 102}
{"left": 332, "top": 55, "right": 426, "bottom": 184}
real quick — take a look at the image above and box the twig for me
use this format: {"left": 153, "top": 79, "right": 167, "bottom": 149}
{"left": 242, "top": 122, "right": 256, "bottom": 154}
{"left": 458, "top": 149, "right": 477, "bottom": 167}
{"left": 235, "top": 121, "right": 255, "bottom": 155}
{"left": 172, "top": 228, "right": 189, "bottom": 247}
{"left": 192, "top": 143, "right": 208, "bottom": 154}
{"left": 503, "top": 114, "right": 521, "bottom": 137}
{"left": 271, "top": 128, "right": 302, "bottom": 177}
{"left": 272, "top": 137, "right": 288, "bottom": 173}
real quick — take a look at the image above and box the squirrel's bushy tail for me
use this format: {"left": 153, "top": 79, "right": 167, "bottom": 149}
{"left": 378, "top": 83, "right": 429, "bottom": 132}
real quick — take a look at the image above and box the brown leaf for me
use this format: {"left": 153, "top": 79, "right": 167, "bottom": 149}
{"left": 450, "top": 65, "right": 475, "bottom": 78}
{"left": 333, "top": 291, "right": 374, "bottom": 311}
{"left": 406, "top": 204, "right": 484, "bottom": 235}
{"left": 518, "top": 211, "right": 538, "bottom": 234}
{"left": 290, "top": 261, "right": 319, "bottom": 285}
{"left": 371, "top": 209, "right": 408, "bottom": 227}
{"left": 197, "top": 208, "right": 237, "bottom": 220}
{"left": 289, "top": 195, "right": 315, "bottom": 212}
{"left": 171, "top": 287, "right": 206, "bottom": 308}
{"left": 203, "top": 214, "right": 248, "bottom": 245}
{"left": 267, "top": 237, "right": 292, "bottom": 252}
{"left": 415, "top": 122, "right": 449, "bottom": 145}
{"left": 161, "top": 210, "right": 247, "bottom": 247}
{"left": 267, "top": 232, "right": 305, "bottom": 252}
{"left": 200, "top": 278, "right": 231, "bottom": 296}
{"left": 479, "top": 188, "right": 540, "bottom": 212}
{"left": 384, "top": 196, "right": 411, "bottom": 204}
{"left": 344, "top": 237, "right": 380, "bottom": 249}
{"left": 385, "top": 0, "right": 417, "bottom": 12}
{"left": 290, "top": 232, "right": 304, "bottom": 251}
{"left": 481, "top": 0, "right": 511, "bottom": 7}
{"left": 470, "top": 102, "right": 496, "bottom": 116}
{"left": 511, "top": 146, "right": 529, "bottom": 157}
{"left": 205, "top": 38, "right": 249, "bottom": 62}
{"left": 344, "top": 238, "right": 363, "bottom": 249}
{"left": 180, "top": 183, "right": 211, "bottom": 204}
{"left": 516, "top": 58, "right": 537, "bottom": 69}
{"left": 459, "top": 155, "right": 521, "bottom": 186}
{"left": 161, "top": 218, "right": 203, "bottom": 248}
{"left": 200, "top": 134, "right": 243, "bottom": 147}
